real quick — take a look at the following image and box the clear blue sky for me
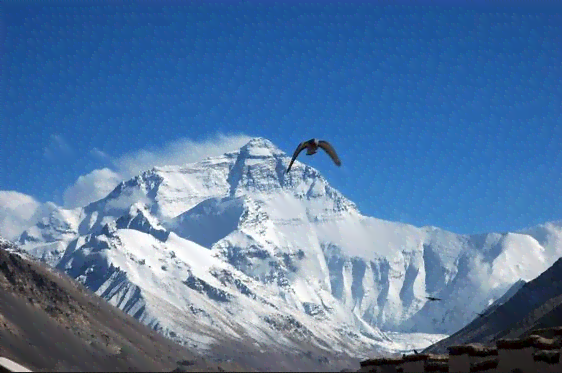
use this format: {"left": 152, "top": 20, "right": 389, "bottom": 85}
{"left": 2, "top": 1, "right": 561, "bottom": 235}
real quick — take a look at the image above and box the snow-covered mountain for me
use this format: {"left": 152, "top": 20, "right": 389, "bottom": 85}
{"left": 10, "top": 137, "right": 562, "bottom": 360}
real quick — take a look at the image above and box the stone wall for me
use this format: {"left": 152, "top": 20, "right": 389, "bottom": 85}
{"left": 359, "top": 327, "right": 562, "bottom": 373}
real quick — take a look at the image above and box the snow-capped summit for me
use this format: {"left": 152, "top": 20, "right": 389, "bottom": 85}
{"left": 237, "top": 137, "right": 286, "bottom": 157}
{"left": 8, "top": 137, "right": 562, "bottom": 360}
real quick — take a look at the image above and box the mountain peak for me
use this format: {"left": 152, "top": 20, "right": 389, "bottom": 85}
{"left": 242, "top": 137, "right": 278, "bottom": 149}
{"left": 238, "top": 137, "right": 285, "bottom": 158}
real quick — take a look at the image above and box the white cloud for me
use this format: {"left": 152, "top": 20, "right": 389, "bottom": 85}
{"left": 104, "top": 189, "right": 151, "bottom": 211}
{"left": 61, "top": 133, "right": 253, "bottom": 208}
{"left": 112, "top": 133, "right": 253, "bottom": 178}
{"left": 62, "top": 168, "right": 122, "bottom": 209}
{"left": 0, "top": 191, "right": 42, "bottom": 239}
{"left": 44, "top": 134, "right": 73, "bottom": 161}
{"left": 90, "top": 147, "right": 111, "bottom": 161}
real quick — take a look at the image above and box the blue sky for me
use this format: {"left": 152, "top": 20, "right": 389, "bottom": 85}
{"left": 2, "top": 1, "right": 561, "bottom": 235}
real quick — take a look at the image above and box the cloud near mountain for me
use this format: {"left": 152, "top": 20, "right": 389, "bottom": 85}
{"left": 58, "top": 133, "right": 254, "bottom": 209}
{"left": 0, "top": 191, "right": 58, "bottom": 240}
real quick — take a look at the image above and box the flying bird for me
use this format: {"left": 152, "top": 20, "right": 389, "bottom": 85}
{"left": 426, "top": 296, "right": 442, "bottom": 302}
{"left": 285, "top": 138, "right": 341, "bottom": 173}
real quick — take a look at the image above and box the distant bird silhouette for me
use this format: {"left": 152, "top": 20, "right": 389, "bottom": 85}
{"left": 476, "top": 312, "right": 485, "bottom": 318}
{"left": 285, "top": 138, "right": 341, "bottom": 173}
{"left": 426, "top": 296, "right": 442, "bottom": 301}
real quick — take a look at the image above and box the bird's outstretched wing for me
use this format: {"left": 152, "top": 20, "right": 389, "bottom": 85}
{"left": 427, "top": 297, "right": 442, "bottom": 301}
{"left": 286, "top": 141, "right": 308, "bottom": 173}
{"left": 318, "top": 140, "right": 341, "bottom": 166}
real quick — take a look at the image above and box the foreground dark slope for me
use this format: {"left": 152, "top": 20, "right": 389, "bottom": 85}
{"left": 0, "top": 240, "right": 250, "bottom": 372}
{"left": 424, "top": 257, "right": 562, "bottom": 353}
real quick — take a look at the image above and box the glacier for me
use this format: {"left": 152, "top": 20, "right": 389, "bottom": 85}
{"left": 10, "top": 137, "right": 562, "bottom": 362}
